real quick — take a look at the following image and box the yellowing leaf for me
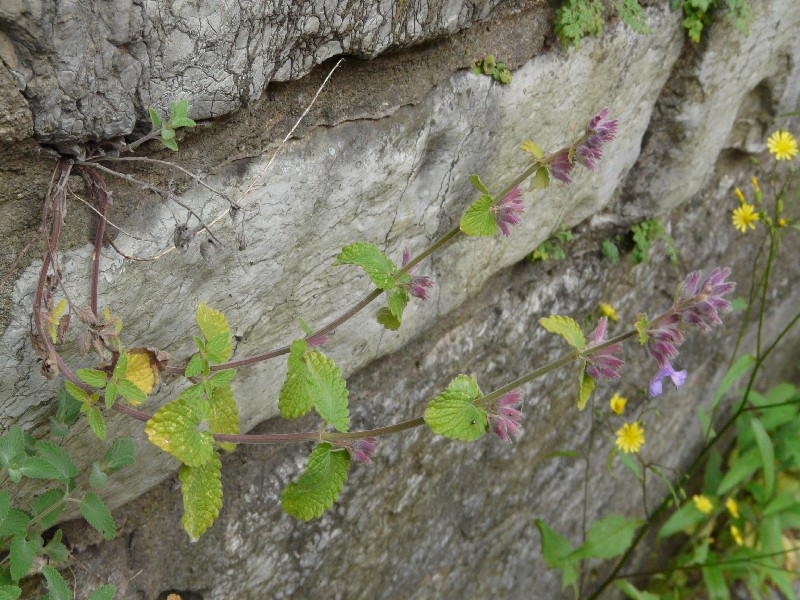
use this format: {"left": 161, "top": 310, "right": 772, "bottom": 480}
{"left": 180, "top": 451, "right": 223, "bottom": 540}
{"left": 577, "top": 362, "right": 595, "bottom": 411}
{"left": 124, "top": 350, "right": 158, "bottom": 395}
{"left": 208, "top": 385, "right": 240, "bottom": 452}
{"left": 539, "top": 315, "right": 586, "bottom": 349}
{"left": 196, "top": 302, "right": 233, "bottom": 362}
{"left": 520, "top": 140, "right": 543, "bottom": 159}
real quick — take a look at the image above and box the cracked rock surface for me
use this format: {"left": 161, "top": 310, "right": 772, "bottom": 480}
{"left": 1, "top": 0, "right": 503, "bottom": 143}
{"left": 2, "top": 0, "right": 800, "bottom": 597}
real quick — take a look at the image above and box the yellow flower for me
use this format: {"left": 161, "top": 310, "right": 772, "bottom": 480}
{"left": 732, "top": 203, "right": 760, "bottom": 233}
{"left": 609, "top": 393, "right": 627, "bottom": 415}
{"left": 778, "top": 217, "right": 787, "bottom": 228}
{"left": 734, "top": 187, "right": 745, "bottom": 204}
{"left": 730, "top": 525, "right": 743, "bottom": 546}
{"left": 599, "top": 303, "right": 619, "bottom": 323}
{"left": 615, "top": 422, "right": 644, "bottom": 454}
{"left": 693, "top": 495, "right": 713, "bottom": 515}
{"left": 767, "top": 130, "right": 798, "bottom": 161}
{"left": 751, "top": 176, "right": 760, "bottom": 193}
{"left": 726, "top": 497, "right": 739, "bottom": 519}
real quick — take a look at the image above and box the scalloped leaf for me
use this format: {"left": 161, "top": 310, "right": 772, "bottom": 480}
{"left": 334, "top": 242, "right": 397, "bottom": 291}
{"left": 103, "top": 438, "right": 136, "bottom": 471}
{"left": 388, "top": 288, "right": 409, "bottom": 321}
{"left": 278, "top": 340, "right": 313, "bottom": 419}
{"left": 123, "top": 350, "right": 158, "bottom": 396}
{"left": 9, "top": 537, "right": 38, "bottom": 581}
{"left": 208, "top": 385, "right": 239, "bottom": 452}
{"left": 196, "top": 302, "right": 232, "bottom": 362}
{"left": 376, "top": 307, "right": 401, "bottom": 331}
{"left": 86, "top": 585, "right": 116, "bottom": 600}
{"left": 76, "top": 369, "right": 107, "bottom": 388}
{"left": 460, "top": 194, "right": 497, "bottom": 237}
{"left": 281, "top": 443, "right": 350, "bottom": 521}
{"left": 32, "top": 488, "right": 65, "bottom": 530}
{"left": 305, "top": 351, "right": 349, "bottom": 432}
{"left": 179, "top": 451, "right": 223, "bottom": 540}
{"left": 80, "top": 492, "right": 115, "bottom": 540}
{"left": 41, "top": 566, "right": 70, "bottom": 600}
{"left": 529, "top": 165, "right": 551, "bottom": 190}
{"left": 145, "top": 394, "right": 214, "bottom": 467}
{"left": 424, "top": 374, "right": 488, "bottom": 441}
{"left": 539, "top": 315, "right": 586, "bottom": 349}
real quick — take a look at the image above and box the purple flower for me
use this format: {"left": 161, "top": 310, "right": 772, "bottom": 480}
{"left": 585, "top": 317, "right": 624, "bottom": 381}
{"left": 648, "top": 363, "right": 688, "bottom": 397}
{"left": 547, "top": 108, "right": 618, "bottom": 184}
{"left": 401, "top": 248, "right": 436, "bottom": 301}
{"left": 492, "top": 187, "right": 525, "bottom": 237}
{"left": 645, "top": 312, "right": 684, "bottom": 367}
{"left": 679, "top": 267, "right": 735, "bottom": 332}
{"left": 487, "top": 390, "right": 525, "bottom": 443}
{"left": 548, "top": 150, "right": 574, "bottom": 184}
{"left": 337, "top": 437, "right": 379, "bottom": 465}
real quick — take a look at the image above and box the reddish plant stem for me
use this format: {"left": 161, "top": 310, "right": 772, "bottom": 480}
{"left": 85, "top": 168, "right": 110, "bottom": 317}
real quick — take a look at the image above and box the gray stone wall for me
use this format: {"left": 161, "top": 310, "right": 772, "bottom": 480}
{"left": 2, "top": 0, "right": 800, "bottom": 597}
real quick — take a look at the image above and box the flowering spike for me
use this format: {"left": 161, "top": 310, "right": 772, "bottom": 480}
{"left": 547, "top": 108, "right": 617, "bottom": 185}
{"left": 487, "top": 390, "right": 525, "bottom": 443}
{"left": 678, "top": 267, "right": 735, "bottom": 331}
{"left": 585, "top": 317, "right": 624, "bottom": 381}
{"left": 492, "top": 187, "right": 524, "bottom": 237}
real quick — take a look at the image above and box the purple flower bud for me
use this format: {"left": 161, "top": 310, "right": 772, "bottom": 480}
{"left": 401, "top": 248, "right": 436, "bottom": 301}
{"left": 548, "top": 108, "right": 617, "bottom": 185}
{"left": 645, "top": 313, "right": 684, "bottom": 367}
{"left": 585, "top": 317, "right": 624, "bottom": 381}
{"left": 487, "top": 390, "right": 525, "bottom": 443}
{"left": 492, "top": 187, "right": 525, "bottom": 237}
{"left": 548, "top": 150, "right": 574, "bottom": 184}
{"left": 336, "top": 437, "right": 379, "bottom": 465}
{"left": 648, "top": 363, "right": 688, "bottom": 397}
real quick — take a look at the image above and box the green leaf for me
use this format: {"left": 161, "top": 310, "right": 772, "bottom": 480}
{"left": 376, "top": 307, "right": 401, "bottom": 331}
{"left": 749, "top": 415, "right": 775, "bottom": 500}
{"left": 305, "top": 351, "right": 350, "bottom": 432}
{"left": 184, "top": 353, "right": 204, "bottom": 378}
{"left": 534, "top": 519, "right": 579, "bottom": 593}
{"left": 34, "top": 440, "right": 77, "bottom": 485}
{"left": 468, "top": 174, "right": 491, "bottom": 195}
{"left": 148, "top": 107, "right": 161, "bottom": 129}
{"left": 702, "top": 562, "right": 730, "bottom": 600}
{"left": 0, "top": 492, "right": 7, "bottom": 525}
{"left": 89, "top": 462, "right": 108, "bottom": 489}
{"left": 18, "top": 457, "right": 61, "bottom": 481}
{"left": 116, "top": 379, "right": 147, "bottom": 404}
{"left": 32, "top": 488, "right": 65, "bottom": 530}
{"left": 54, "top": 388, "right": 82, "bottom": 431}
{"left": 65, "top": 381, "right": 88, "bottom": 403}
{"left": 634, "top": 313, "right": 649, "bottom": 344}
{"left": 0, "top": 426, "right": 24, "bottom": 471}
{"left": 388, "top": 288, "right": 409, "bottom": 321}
{"left": 278, "top": 340, "right": 314, "bottom": 419}
{"left": 179, "top": 451, "right": 223, "bottom": 540}
{"left": 207, "top": 385, "right": 240, "bottom": 452}
{"left": 160, "top": 131, "right": 178, "bottom": 151}
{"left": 539, "top": 315, "right": 586, "bottom": 349}
{"left": 76, "top": 369, "right": 108, "bottom": 388}
{"left": 520, "top": 141, "right": 544, "bottom": 159}
{"left": 169, "top": 98, "right": 195, "bottom": 127}
{"left": 601, "top": 239, "right": 620, "bottom": 264}
{"left": 711, "top": 354, "right": 755, "bottom": 412}
{"left": 281, "top": 443, "right": 350, "bottom": 521}
{"left": 0, "top": 510, "right": 30, "bottom": 538}
{"left": 0, "top": 586, "right": 22, "bottom": 600}
{"left": 196, "top": 302, "right": 233, "bottom": 361}
{"left": 86, "top": 585, "right": 116, "bottom": 600}
{"left": 542, "top": 450, "right": 582, "bottom": 460}
{"left": 104, "top": 438, "right": 136, "bottom": 471}
{"left": 208, "top": 369, "right": 237, "bottom": 388}
{"left": 145, "top": 394, "right": 214, "bottom": 467}
{"left": 112, "top": 353, "right": 129, "bottom": 381}
{"left": 571, "top": 514, "right": 643, "bottom": 559}
{"left": 80, "top": 493, "right": 115, "bottom": 540}
{"left": 424, "top": 374, "right": 488, "bottom": 441}
{"left": 171, "top": 116, "right": 196, "bottom": 129}
{"left": 334, "top": 242, "right": 398, "bottom": 291}
{"left": 717, "top": 447, "right": 761, "bottom": 495}
{"left": 9, "top": 537, "right": 37, "bottom": 581}
{"left": 577, "top": 364, "right": 595, "bottom": 411}
{"left": 658, "top": 502, "right": 706, "bottom": 538}
{"left": 41, "top": 566, "right": 70, "bottom": 600}
{"left": 206, "top": 333, "right": 232, "bottom": 364}
{"left": 529, "top": 166, "right": 550, "bottom": 190}
{"left": 86, "top": 407, "right": 106, "bottom": 440}
{"left": 616, "top": 580, "right": 661, "bottom": 600}
{"left": 103, "top": 381, "right": 117, "bottom": 410}
{"left": 459, "top": 194, "right": 497, "bottom": 237}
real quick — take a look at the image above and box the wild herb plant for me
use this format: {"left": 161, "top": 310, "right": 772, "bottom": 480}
{"left": 529, "top": 225, "right": 574, "bottom": 263}
{"left": 471, "top": 55, "right": 513, "bottom": 85}
{"left": 536, "top": 127, "right": 800, "bottom": 599}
